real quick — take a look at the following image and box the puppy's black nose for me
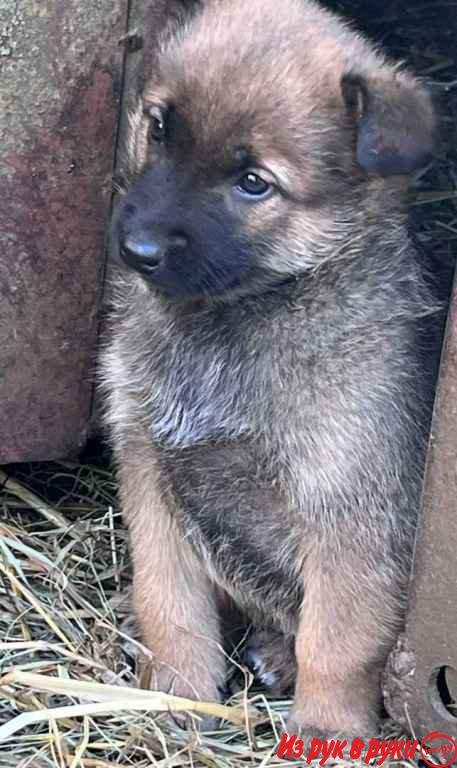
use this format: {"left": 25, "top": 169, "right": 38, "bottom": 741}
{"left": 120, "top": 232, "right": 187, "bottom": 273}
{"left": 120, "top": 234, "right": 164, "bottom": 271}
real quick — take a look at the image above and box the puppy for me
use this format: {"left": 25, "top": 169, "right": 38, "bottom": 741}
{"left": 100, "top": 0, "right": 438, "bottom": 738}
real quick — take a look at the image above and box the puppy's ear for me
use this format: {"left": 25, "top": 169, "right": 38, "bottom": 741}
{"left": 341, "top": 70, "right": 436, "bottom": 176}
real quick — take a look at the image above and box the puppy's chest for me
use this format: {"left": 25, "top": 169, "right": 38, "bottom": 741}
{"left": 136, "top": 316, "right": 271, "bottom": 449}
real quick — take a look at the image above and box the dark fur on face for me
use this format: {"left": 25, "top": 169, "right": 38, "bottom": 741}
{"left": 112, "top": 0, "right": 434, "bottom": 300}
{"left": 101, "top": 0, "right": 439, "bottom": 740}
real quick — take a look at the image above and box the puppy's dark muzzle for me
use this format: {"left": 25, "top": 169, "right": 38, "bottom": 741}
{"left": 119, "top": 232, "right": 188, "bottom": 275}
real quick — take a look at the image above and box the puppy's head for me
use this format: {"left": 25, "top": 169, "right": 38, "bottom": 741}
{"left": 113, "top": 0, "right": 435, "bottom": 300}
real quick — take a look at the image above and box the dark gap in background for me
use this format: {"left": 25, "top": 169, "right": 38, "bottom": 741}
{"left": 323, "top": 0, "right": 457, "bottom": 294}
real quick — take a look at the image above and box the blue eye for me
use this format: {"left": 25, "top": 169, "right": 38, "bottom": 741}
{"left": 234, "top": 172, "right": 273, "bottom": 199}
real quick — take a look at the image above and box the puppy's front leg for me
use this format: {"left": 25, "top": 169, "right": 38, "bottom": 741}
{"left": 118, "top": 447, "right": 225, "bottom": 704}
{"left": 289, "top": 543, "right": 402, "bottom": 739}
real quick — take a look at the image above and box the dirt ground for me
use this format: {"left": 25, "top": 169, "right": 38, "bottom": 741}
{"left": 1, "top": 1, "right": 456, "bottom": 766}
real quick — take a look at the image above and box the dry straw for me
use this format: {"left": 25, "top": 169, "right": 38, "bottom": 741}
{"left": 0, "top": 462, "right": 287, "bottom": 767}
{"left": 0, "top": 451, "right": 428, "bottom": 768}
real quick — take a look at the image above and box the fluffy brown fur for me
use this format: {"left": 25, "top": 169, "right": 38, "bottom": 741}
{"left": 100, "top": 0, "right": 439, "bottom": 739}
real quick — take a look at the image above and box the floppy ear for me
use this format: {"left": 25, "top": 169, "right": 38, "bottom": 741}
{"left": 341, "top": 70, "right": 436, "bottom": 176}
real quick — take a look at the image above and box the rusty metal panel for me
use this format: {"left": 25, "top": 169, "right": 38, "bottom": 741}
{"left": 0, "top": 0, "right": 127, "bottom": 463}
{"left": 384, "top": 279, "right": 457, "bottom": 738}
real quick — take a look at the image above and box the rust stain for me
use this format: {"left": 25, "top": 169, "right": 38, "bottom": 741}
{"left": 0, "top": 64, "right": 120, "bottom": 462}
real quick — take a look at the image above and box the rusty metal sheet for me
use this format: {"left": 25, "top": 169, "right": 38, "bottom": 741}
{"left": 384, "top": 278, "right": 457, "bottom": 738}
{"left": 0, "top": 0, "right": 127, "bottom": 462}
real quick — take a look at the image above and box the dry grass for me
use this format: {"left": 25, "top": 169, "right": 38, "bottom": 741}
{"left": 0, "top": 462, "right": 420, "bottom": 768}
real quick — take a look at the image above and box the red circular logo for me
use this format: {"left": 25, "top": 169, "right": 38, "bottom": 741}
{"left": 420, "top": 731, "right": 457, "bottom": 767}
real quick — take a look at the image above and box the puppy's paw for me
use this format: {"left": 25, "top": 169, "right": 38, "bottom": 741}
{"left": 285, "top": 716, "right": 333, "bottom": 741}
{"left": 243, "top": 629, "right": 296, "bottom": 694}
{"left": 138, "top": 656, "right": 222, "bottom": 730}
{"left": 244, "top": 644, "right": 280, "bottom": 690}
{"left": 286, "top": 699, "right": 377, "bottom": 744}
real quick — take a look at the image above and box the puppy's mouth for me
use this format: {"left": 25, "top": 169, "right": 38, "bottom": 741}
{"left": 110, "top": 209, "right": 279, "bottom": 300}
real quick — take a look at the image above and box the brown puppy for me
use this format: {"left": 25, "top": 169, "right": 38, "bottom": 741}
{"left": 100, "top": 0, "right": 437, "bottom": 738}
